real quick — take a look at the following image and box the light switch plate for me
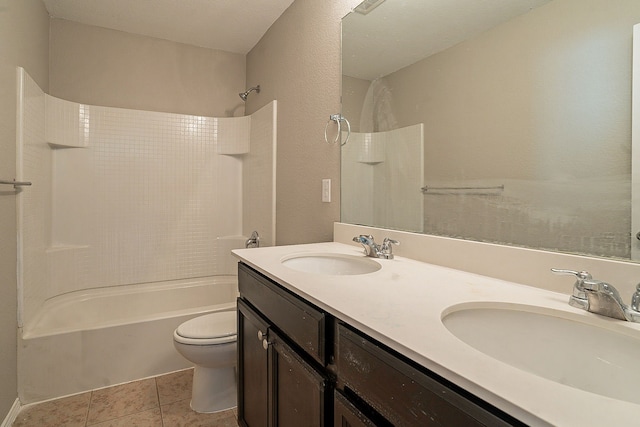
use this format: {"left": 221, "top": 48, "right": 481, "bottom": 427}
{"left": 322, "top": 179, "right": 331, "bottom": 202}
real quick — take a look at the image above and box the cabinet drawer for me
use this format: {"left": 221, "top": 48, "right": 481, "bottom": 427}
{"left": 336, "top": 324, "right": 517, "bottom": 427}
{"left": 238, "top": 262, "right": 327, "bottom": 365}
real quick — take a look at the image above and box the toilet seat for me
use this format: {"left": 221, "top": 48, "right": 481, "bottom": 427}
{"left": 174, "top": 311, "right": 237, "bottom": 345}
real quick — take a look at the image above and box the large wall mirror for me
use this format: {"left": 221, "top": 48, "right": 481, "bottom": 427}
{"left": 341, "top": 0, "right": 640, "bottom": 261}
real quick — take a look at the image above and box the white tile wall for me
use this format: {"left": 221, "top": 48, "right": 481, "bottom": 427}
{"left": 216, "top": 236, "right": 250, "bottom": 275}
{"left": 341, "top": 124, "right": 424, "bottom": 233}
{"left": 341, "top": 132, "right": 375, "bottom": 226}
{"left": 357, "top": 132, "right": 385, "bottom": 163}
{"left": 17, "top": 69, "right": 277, "bottom": 330}
{"left": 45, "top": 96, "right": 88, "bottom": 148}
{"left": 215, "top": 116, "right": 251, "bottom": 154}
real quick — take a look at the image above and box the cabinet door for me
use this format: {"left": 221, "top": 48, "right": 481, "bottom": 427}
{"left": 269, "top": 329, "right": 328, "bottom": 427}
{"left": 333, "top": 390, "right": 379, "bottom": 427}
{"left": 238, "top": 299, "right": 270, "bottom": 427}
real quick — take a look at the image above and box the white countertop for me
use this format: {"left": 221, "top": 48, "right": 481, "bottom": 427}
{"left": 232, "top": 242, "right": 640, "bottom": 426}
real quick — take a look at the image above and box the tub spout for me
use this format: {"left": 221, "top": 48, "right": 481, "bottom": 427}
{"left": 246, "top": 231, "right": 260, "bottom": 248}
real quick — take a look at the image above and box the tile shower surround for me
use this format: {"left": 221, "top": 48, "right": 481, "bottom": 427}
{"left": 12, "top": 369, "right": 238, "bottom": 427}
{"left": 341, "top": 124, "right": 424, "bottom": 233}
{"left": 17, "top": 68, "right": 275, "bottom": 332}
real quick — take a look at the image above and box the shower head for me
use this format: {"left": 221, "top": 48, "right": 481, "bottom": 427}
{"left": 239, "top": 85, "right": 260, "bottom": 101}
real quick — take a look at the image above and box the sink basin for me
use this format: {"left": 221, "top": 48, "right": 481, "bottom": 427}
{"left": 281, "top": 253, "right": 381, "bottom": 275}
{"left": 442, "top": 303, "right": 640, "bottom": 404}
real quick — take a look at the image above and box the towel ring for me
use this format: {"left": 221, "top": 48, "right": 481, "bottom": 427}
{"left": 324, "top": 114, "right": 351, "bottom": 146}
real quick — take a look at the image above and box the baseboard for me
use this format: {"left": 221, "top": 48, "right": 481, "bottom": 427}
{"left": 1, "top": 398, "right": 21, "bottom": 427}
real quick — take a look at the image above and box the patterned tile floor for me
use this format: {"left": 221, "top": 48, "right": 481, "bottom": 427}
{"left": 12, "top": 368, "right": 238, "bottom": 427}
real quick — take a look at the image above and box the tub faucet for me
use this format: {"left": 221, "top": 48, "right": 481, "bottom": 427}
{"left": 551, "top": 269, "right": 640, "bottom": 322}
{"left": 245, "top": 231, "right": 260, "bottom": 248}
{"left": 352, "top": 235, "right": 399, "bottom": 259}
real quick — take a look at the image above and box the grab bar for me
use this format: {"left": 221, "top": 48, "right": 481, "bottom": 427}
{"left": 324, "top": 114, "right": 351, "bottom": 146}
{"left": 0, "top": 179, "right": 32, "bottom": 188}
{"left": 421, "top": 185, "right": 503, "bottom": 194}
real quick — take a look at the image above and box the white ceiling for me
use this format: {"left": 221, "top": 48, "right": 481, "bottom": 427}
{"left": 343, "top": 0, "right": 552, "bottom": 81}
{"left": 42, "top": 0, "right": 296, "bottom": 54}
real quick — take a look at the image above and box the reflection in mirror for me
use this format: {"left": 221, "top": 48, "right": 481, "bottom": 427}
{"left": 342, "top": 0, "right": 640, "bottom": 261}
{"left": 341, "top": 123, "right": 424, "bottom": 232}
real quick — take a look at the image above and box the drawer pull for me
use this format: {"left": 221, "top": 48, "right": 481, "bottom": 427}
{"left": 262, "top": 338, "right": 272, "bottom": 351}
{"left": 258, "top": 330, "right": 268, "bottom": 341}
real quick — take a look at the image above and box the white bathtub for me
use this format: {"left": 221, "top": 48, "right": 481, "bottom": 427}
{"left": 18, "top": 275, "right": 238, "bottom": 404}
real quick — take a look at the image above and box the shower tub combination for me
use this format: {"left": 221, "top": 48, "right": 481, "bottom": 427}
{"left": 18, "top": 276, "right": 238, "bottom": 404}
{"left": 16, "top": 68, "right": 277, "bottom": 404}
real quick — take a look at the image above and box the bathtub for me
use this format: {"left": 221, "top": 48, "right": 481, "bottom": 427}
{"left": 18, "top": 275, "right": 238, "bottom": 404}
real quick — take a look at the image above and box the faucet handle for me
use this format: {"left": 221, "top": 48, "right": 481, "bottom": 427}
{"left": 550, "top": 269, "right": 592, "bottom": 281}
{"left": 382, "top": 237, "right": 399, "bottom": 247}
{"left": 380, "top": 238, "right": 399, "bottom": 259}
{"left": 632, "top": 284, "right": 640, "bottom": 312}
{"left": 353, "top": 234, "right": 375, "bottom": 243}
{"left": 551, "top": 268, "right": 593, "bottom": 303}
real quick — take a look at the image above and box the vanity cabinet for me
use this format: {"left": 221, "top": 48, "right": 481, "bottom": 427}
{"left": 237, "top": 263, "right": 330, "bottom": 427}
{"left": 237, "top": 262, "right": 523, "bottom": 427}
{"left": 335, "top": 323, "right": 523, "bottom": 427}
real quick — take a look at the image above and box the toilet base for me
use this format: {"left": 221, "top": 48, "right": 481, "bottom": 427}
{"left": 190, "top": 365, "right": 237, "bottom": 413}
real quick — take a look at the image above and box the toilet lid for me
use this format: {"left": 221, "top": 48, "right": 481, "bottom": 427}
{"left": 176, "top": 311, "right": 236, "bottom": 342}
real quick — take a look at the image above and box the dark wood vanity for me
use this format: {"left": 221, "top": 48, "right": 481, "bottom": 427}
{"left": 237, "top": 262, "right": 525, "bottom": 426}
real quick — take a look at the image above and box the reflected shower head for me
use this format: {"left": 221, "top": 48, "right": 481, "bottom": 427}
{"left": 239, "top": 85, "right": 260, "bottom": 101}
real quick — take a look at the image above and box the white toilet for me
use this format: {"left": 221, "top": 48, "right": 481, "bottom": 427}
{"left": 173, "top": 310, "right": 237, "bottom": 413}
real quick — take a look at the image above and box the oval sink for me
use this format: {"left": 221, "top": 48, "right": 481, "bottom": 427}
{"left": 442, "top": 304, "right": 640, "bottom": 404}
{"left": 281, "top": 253, "right": 381, "bottom": 275}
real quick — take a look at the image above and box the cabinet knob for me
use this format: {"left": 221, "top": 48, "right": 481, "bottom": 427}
{"left": 262, "top": 338, "right": 271, "bottom": 351}
{"left": 257, "top": 330, "right": 268, "bottom": 341}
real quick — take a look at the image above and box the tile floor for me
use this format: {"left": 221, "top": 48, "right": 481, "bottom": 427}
{"left": 12, "top": 368, "right": 238, "bottom": 427}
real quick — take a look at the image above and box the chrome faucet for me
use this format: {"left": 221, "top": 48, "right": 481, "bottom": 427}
{"left": 551, "top": 269, "right": 640, "bottom": 322}
{"left": 245, "top": 231, "right": 260, "bottom": 248}
{"left": 380, "top": 237, "right": 400, "bottom": 259}
{"left": 352, "top": 235, "right": 399, "bottom": 259}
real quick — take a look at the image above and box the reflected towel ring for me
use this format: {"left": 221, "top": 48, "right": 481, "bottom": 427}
{"left": 324, "top": 114, "right": 351, "bottom": 146}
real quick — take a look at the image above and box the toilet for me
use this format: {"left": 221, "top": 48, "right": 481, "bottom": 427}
{"left": 173, "top": 310, "right": 237, "bottom": 413}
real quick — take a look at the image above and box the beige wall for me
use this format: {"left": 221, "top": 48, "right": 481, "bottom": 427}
{"left": 385, "top": 0, "right": 639, "bottom": 182}
{"left": 245, "top": 0, "right": 362, "bottom": 245}
{"left": 50, "top": 19, "right": 246, "bottom": 118}
{"left": 0, "top": 0, "right": 49, "bottom": 418}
